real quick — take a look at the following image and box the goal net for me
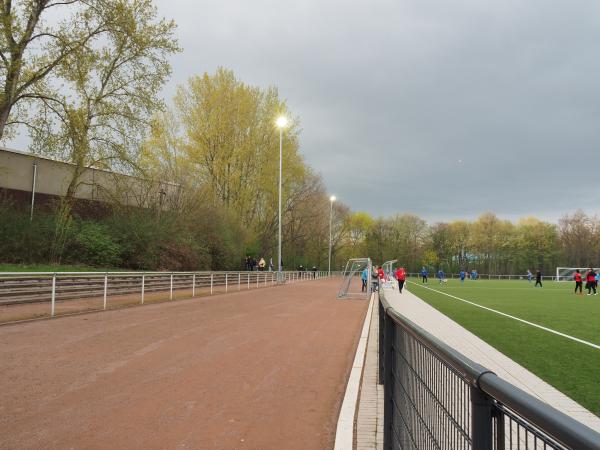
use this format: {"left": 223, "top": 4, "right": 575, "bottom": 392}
{"left": 381, "top": 259, "right": 398, "bottom": 289}
{"left": 556, "top": 267, "right": 600, "bottom": 282}
{"left": 337, "top": 258, "right": 372, "bottom": 298}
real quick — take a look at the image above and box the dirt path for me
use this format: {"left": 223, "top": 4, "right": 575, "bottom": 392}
{"left": 0, "top": 278, "right": 368, "bottom": 450}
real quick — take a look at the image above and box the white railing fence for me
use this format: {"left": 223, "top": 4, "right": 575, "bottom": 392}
{"left": 0, "top": 270, "right": 338, "bottom": 317}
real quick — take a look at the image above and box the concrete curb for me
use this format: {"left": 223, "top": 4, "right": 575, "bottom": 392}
{"left": 334, "top": 293, "right": 374, "bottom": 450}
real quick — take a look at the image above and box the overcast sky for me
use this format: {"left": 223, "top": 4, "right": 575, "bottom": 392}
{"left": 14, "top": 0, "right": 600, "bottom": 223}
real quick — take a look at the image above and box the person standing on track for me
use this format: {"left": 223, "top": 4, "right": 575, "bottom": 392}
{"left": 574, "top": 269, "right": 583, "bottom": 295}
{"left": 361, "top": 267, "right": 368, "bottom": 292}
{"left": 420, "top": 266, "right": 428, "bottom": 283}
{"left": 535, "top": 269, "right": 543, "bottom": 287}
{"left": 395, "top": 266, "right": 406, "bottom": 293}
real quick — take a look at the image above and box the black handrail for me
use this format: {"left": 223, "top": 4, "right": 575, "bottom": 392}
{"left": 378, "top": 287, "right": 600, "bottom": 450}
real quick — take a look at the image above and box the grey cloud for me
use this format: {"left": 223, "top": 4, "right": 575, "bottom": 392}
{"left": 147, "top": 0, "right": 600, "bottom": 222}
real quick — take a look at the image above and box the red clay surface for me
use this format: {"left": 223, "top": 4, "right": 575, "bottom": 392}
{"left": 0, "top": 278, "right": 368, "bottom": 449}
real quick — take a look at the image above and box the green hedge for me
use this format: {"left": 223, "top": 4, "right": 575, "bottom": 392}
{"left": 0, "top": 201, "right": 245, "bottom": 271}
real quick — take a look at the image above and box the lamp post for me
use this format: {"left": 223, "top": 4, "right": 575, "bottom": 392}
{"left": 276, "top": 116, "right": 288, "bottom": 282}
{"left": 328, "top": 195, "right": 336, "bottom": 276}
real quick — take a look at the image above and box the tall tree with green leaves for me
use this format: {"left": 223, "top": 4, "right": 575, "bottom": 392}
{"left": 28, "top": 0, "right": 179, "bottom": 200}
{"left": 0, "top": 0, "right": 119, "bottom": 139}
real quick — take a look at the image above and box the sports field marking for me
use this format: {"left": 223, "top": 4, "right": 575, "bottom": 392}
{"left": 408, "top": 281, "right": 600, "bottom": 350}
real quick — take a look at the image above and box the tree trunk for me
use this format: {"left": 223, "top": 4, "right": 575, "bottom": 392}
{"left": 0, "top": 103, "right": 10, "bottom": 139}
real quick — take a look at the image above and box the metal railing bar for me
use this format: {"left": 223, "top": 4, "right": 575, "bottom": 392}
{"left": 393, "top": 346, "right": 470, "bottom": 440}
{"left": 379, "top": 287, "right": 600, "bottom": 450}
{"left": 391, "top": 374, "right": 452, "bottom": 448}
{"left": 382, "top": 293, "right": 491, "bottom": 385}
{"left": 480, "top": 374, "right": 597, "bottom": 450}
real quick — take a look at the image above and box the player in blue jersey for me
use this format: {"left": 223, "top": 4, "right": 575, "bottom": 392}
{"left": 459, "top": 270, "right": 466, "bottom": 284}
{"left": 361, "top": 267, "right": 368, "bottom": 292}
{"left": 420, "top": 267, "right": 428, "bottom": 283}
{"left": 437, "top": 269, "right": 445, "bottom": 284}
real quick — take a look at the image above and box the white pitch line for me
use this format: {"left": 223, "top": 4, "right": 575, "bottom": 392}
{"left": 408, "top": 281, "right": 600, "bottom": 351}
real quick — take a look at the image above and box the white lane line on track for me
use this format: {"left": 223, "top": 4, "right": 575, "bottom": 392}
{"left": 408, "top": 281, "right": 600, "bottom": 351}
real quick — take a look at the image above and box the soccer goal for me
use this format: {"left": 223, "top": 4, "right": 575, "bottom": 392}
{"left": 337, "top": 258, "right": 372, "bottom": 298}
{"left": 381, "top": 259, "right": 397, "bottom": 280}
{"left": 556, "top": 267, "right": 600, "bottom": 282}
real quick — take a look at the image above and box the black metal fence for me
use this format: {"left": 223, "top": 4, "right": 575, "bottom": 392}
{"left": 378, "top": 288, "right": 600, "bottom": 450}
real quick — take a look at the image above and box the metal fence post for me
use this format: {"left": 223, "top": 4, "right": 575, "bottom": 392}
{"left": 225, "top": 273, "right": 228, "bottom": 293}
{"left": 247, "top": 273, "right": 250, "bottom": 289}
{"left": 256, "top": 273, "right": 259, "bottom": 288}
{"left": 238, "top": 273, "right": 241, "bottom": 290}
{"left": 378, "top": 299, "right": 385, "bottom": 385}
{"left": 264, "top": 273, "right": 267, "bottom": 286}
{"left": 170, "top": 274, "right": 173, "bottom": 300}
{"left": 192, "top": 273, "right": 196, "bottom": 297}
{"left": 103, "top": 273, "right": 108, "bottom": 310}
{"left": 51, "top": 273, "right": 56, "bottom": 316}
{"left": 471, "top": 386, "right": 494, "bottom": 450}
{"left": 210, "top": 273, "right": 213, "bottom": 295}
{"left": 141, "top": 275, "right": 145, "bottom": 304}
{"left": 494, "top": 409, "right": 505, "bottom": 450}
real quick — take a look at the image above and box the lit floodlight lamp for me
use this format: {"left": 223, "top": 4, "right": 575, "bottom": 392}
{"left": 330, "top": 195, "right": 336, "bottom": 202}
{"left": 276, "top": 116, "right": 288, "bottom": 128}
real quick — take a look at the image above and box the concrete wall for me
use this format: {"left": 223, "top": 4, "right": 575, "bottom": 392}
{"left": 0, "top": 146, "right": 180, "bottom": 209}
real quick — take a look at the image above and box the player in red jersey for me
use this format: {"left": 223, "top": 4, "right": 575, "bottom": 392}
{"left": 574, "top": 269, "right": 583, "bottom": 295}
{"left": 585, "top": 268, "right": 597, "bottom": 295}
{"left": 395, "top": 267, "right": 406, "bottom": 293}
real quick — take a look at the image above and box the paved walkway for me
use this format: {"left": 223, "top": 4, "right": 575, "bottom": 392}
{"left": 381, "top": 282, "right": 600, "bottom": 432}
{"left": 0, "top": 278, "right": 367, "bottom": 450}
{"left": 354, "top": 296, "right": 383, "bottom": 450}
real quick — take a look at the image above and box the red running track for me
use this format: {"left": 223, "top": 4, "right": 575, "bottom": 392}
{"left": 0, "top": 278, "right": 368, "bottom": 449}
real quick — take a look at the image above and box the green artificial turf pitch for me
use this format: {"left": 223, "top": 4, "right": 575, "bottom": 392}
{"left": 408, "top": 278, "right": 600, "bottom": 417}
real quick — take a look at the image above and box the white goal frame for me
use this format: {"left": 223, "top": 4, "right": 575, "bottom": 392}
{"left": 555, "top": 267, "right": 600, "bottom": 282}
{"left": 337, "top": 258, "right": 372, "bottom": 298}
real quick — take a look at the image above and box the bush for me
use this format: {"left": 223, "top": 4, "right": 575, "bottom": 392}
{"left": 71, "top": 222, "right": 122, "bottom": 267}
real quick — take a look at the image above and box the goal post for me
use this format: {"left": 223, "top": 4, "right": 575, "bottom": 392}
{"left": 556, "top": 267, "right": 600, "bottom": 282}
{"left": 337, "top": 258, "right": 372, "bottom": 298}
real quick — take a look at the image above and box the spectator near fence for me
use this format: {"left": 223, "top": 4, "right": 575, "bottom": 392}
{"left": 371, "top": 266, "right": 380, "bottom": 291}
{"left": 420, "top": 267, "right": 428, "bottom": 283}
{"left": 361, "top": 267, "right": 368, "bottom": 292}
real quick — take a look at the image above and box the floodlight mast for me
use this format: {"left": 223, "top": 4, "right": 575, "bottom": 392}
{"left": 276, "top": 116, "right": 287, "bottom": 282}
{"left": 328, "top": 195, "right": 336, "bottom": 275}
